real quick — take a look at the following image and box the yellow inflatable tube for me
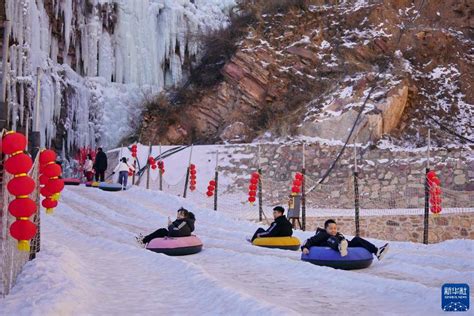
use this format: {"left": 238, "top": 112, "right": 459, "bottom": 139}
{"left": 252, "top": 236, "right": 301, "bottom": 250}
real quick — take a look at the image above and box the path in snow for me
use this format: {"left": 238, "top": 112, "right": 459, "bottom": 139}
{"left": 1, "top": 186, "right": 473, "bottom": 315}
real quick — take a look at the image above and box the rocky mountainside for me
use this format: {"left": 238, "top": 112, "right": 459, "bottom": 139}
{"left": 140, "top": 0, "right": 473, "bottom": 148}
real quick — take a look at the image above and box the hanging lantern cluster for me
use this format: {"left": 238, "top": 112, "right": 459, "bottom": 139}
{"left": 189, "top": 164, "right": 197, "bottom": 191}
{"left": 248, "top": 172, "right": 259, "bottom": 204}
{"left": 427, "top": 170, "right": 442, "bottom": 214}
{"left": 291, "top": 172, "right": 304, "bottom": 194}
{"left": 131, "top": 144, "right": 138, "bottom": 158}
{"left": 2, "top": 131, "right": 37, "bottom": 251}
{"left": 39, "top": 149, "right": 64, "bottom": 214}
{"left": 157, "top": 160, "right": 165, "bottom": 174}
{"left": 148, "top": 156, "right": 157, "bottom": 170}
{"left": 206, "top": 180, "right": 216, "bottom": 197}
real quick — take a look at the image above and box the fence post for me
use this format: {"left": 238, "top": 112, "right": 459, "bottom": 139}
{"left": 301, "top": 142, "right": 306, "bottom": 231}
{"left": 183, "top": 144, "right": 193, "bottom": 198}
{"left": 146, "top": 142, "right": 151, "bottom": 189}
{"left": 159, "top": 143, "right": 163, "bottom": 191}
{"left": 257, "top": 145, "right": 263, "bottom": 222}
{"left": 214, "top": 150, "right": 219, "bottom": 211}
{"left": 423, "top": 129, "right": 431, "bottom": 244}
{"left": 353, "top": 141, "right": 360, "bottom": 237}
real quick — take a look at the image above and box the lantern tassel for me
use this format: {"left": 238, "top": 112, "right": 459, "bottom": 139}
{"left": 46, "top": 208, "right": 54, "bottom": 215}
{"left": 17, "top": 240, "right": 30, "bottom": 251}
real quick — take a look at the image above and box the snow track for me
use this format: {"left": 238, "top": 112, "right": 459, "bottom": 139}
{"left": 2, "top": 186, "right": 473, "bottom": 315}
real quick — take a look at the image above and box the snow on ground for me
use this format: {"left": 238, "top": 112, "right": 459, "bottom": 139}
{"left": 1, "top": 186, "right": 473, "bottom": 315}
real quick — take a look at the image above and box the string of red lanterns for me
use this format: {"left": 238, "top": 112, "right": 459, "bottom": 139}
{"left": 2, "top": 131, "right": 37, "bottom": 251}
{"left": 206, "top": 180, "right": 216, "bottom": 197}
{"left": 39, "top": 149, "right": 64, "bottom": 214}
{"left": 290, "top": 172, "right": 304, "bottom": 194}
{"left": 189, "top": 164, "right": 197, "bottom": 191}
{"left": 248, "top": 172, "right": 259, "bottom": 204}
{"left": 157, "top": 160, "right": 165, "bottom": 174}
{"left": 427, "top": 170, "right": 442, "bottom": 215}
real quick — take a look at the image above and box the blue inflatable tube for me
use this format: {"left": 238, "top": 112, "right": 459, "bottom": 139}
{"left": 98, "top": 183, "right": 123, "bottom": 192}
{"left": 301, "top": 247, "right": 373, "bottom": 270}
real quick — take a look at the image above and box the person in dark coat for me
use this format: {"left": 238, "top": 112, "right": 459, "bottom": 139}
{"left": 93, "top": 147, "right": 108, "bottom": 182}
{"left": 250, "top": 206, "right": 293, "bottom": 241}
{"left": 301, "top": 219, "right": 389, "bottom": 260}
{"left": 140, "top": 208, "right": 196, "bottom": 244}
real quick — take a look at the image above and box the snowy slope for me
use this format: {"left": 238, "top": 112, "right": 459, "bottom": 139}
{"left": 1, "top": 186, "right": 472, "bottom": 315}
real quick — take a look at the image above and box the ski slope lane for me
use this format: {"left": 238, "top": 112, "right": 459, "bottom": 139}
{"left": 1, "top": 186, "right": 472, "bottom": 315}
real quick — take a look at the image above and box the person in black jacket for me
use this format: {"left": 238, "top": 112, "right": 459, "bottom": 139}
{"left": 250, "top": 206, "right": 293, "bottom": 241}
{"left": 93, "top": 147, "right": 108, "bottom": 182}
{"left": 301, "top": 219, "right": 389, "bottom": 260}
{"left": 139, "top": 208, "right": 196, "bottom": 245}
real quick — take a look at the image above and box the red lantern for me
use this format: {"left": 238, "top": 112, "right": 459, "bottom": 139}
{"left": 4, "top": 153, "right": 33, "bottom": 174}
{"left": 10, "top": 220, "right": 37, "bottom": 251}
{"left": 207, "top": 185, "right": 215, "bottom": 191}
{"left": 248, "top": 196, "right": 256, "bottom": 203}
{"left": 431, "top": 177, "right": 441, "bottom": 186}
{"left": 249, "top": 190, "right": 257, "bottom": 197}
{"left": 40, "top": 186, "right": 53, "bottom": 197}
{"left": 131, "top": 152, "right": 137, "bottom": 158}
{"left": 209, "top": 180, "right": 216, "bottom": 186}
{"left": 2, "top": 132, "right": 27, "bottom": 155}
{"left": 206, "top": 191, "right": 213, "bottom": 197}
{"left": 249, "top": 184, "right": 257, "bottom": 191}
{"left": 190, "top": 169, "right": 197, "bottom": 175}
{"left": 39, "top": 149, "right": 57, "bottom": 165}
{"left": 291, "top": 186, "right": 300, "bottom": 193}
{"left": 295, "top": 173, "right": 303, "bottom": 180}
{"left": 430, "top": 205, "right": 441, "bottom": 214}
{"left": 151, "top": 165, "right": 157, "bottom": 170}
{"left": 251, "top": 172, "right": 260, "bottom": 179}
{"left": 8, "top": 198, "right": 36, "bottom": 218}
{"left": 250, "top": 178, "right": 258, "bottom": 185}
{"left": 293, "top": 179, "right": 302, "bottom": 187}
{"left": 43, "top": 163, "right": 62, "bottom": 178}
{"left": 190, "top": 185, "right": 196, "bottom": 191}
{"left": 158, "top": 161, "right": 164, "bottom": 167}
{"left": 427, "top": 170, "right": 437, "bottom": 180}
{"left": 190, "top": 164, "right": 196, "bottom": 170}
{"left": 7, "top": 176, "right": 35, "bottom": 196}
{"left": 42, "top": 198, "right": 58, "bottom": 209}
{"left": 148, "top": 157, "right": 155, "bottom": 165}
{"left": 190, "top": 180, "right": 197, "bottom": 186}
{"left": 39, "top": 174, "right": 49, "bottom": 185}
{"left": 431, "top": 187, "right": 442, "bottom": 195}
{"left": 45, "top": 178, "right": 65, "bottom": 194}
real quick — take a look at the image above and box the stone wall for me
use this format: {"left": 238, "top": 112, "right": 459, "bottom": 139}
{"left": 306, "top": 212, "right": 474, "bottom": 243}
{"left": 220, "top": 142, "right": 474, "bottom": 209}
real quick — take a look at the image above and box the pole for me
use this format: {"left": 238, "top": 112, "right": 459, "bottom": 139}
{"left": 214, "top": 150, "right": 219, "bottom": 211}
{"left": 159, "top": 143, "right": 163, "bottom": 191}
{"left": 146, "top": 142, "right": 151, "bottom": 189}
{"left": 301, "top": 142, "right": 306, "bottom": 231}
{"left": 132, "top": 143, "right": 137, "bottom": 185}
{"left": 0, "top": 21, "right": 11, "bottom": 130}
{"left": 257, "top": 144, "right": 263, "bottom": 221}
{"left": 183, "top": 144, "right": 193, "bottom": 198}
{"left": 354, "top": 141, "right": 360, "bottom": 237}
{"left": 301, "top": 167, "right": 306, "bottom": 231}
{"left": 423, "top": 130, "right": 431, "bottom": 244}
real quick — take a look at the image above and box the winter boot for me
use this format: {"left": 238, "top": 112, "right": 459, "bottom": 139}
{"left": 376, "top": 243, "right": 389, "bottom": 260}
{"left": 339, "top": 239, "right": 348, "bottom": 257}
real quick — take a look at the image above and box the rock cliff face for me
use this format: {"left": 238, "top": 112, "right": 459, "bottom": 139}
{"left": 140, "top": 0, "right": 473, "bottom": 147}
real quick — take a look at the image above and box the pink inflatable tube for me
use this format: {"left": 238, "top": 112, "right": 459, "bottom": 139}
{"left": 146, "top": 236, "right": 203, "bottom": 256}
{"left": 63, "top": 178, "right": 81, "bottom": 185}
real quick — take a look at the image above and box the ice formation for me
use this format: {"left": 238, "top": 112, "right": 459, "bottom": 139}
{"left": 4, "top": 0, "right": 236, "bottom": 150}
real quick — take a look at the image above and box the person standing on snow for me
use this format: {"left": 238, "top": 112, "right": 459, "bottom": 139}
{"left": 93, "top": 147, "right": 108, "bottom": 182}
{"left": 112, "top": 157, "right": 135, "bottom": 189}
{"left": 83, "top": 154, "right": 94, "bottom": 182}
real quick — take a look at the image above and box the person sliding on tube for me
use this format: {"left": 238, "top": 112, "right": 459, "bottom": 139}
{"left": 301, "top": 219, "right": 389, "bottom": 260}
{"left": 112, "top": 157, "right": 135, "bottom": 189}
{"left": 250, "top": 206, "right": 293, "bottom": 242}
{"left": 137, "top": 208, "right": 196, "bottom": 246}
